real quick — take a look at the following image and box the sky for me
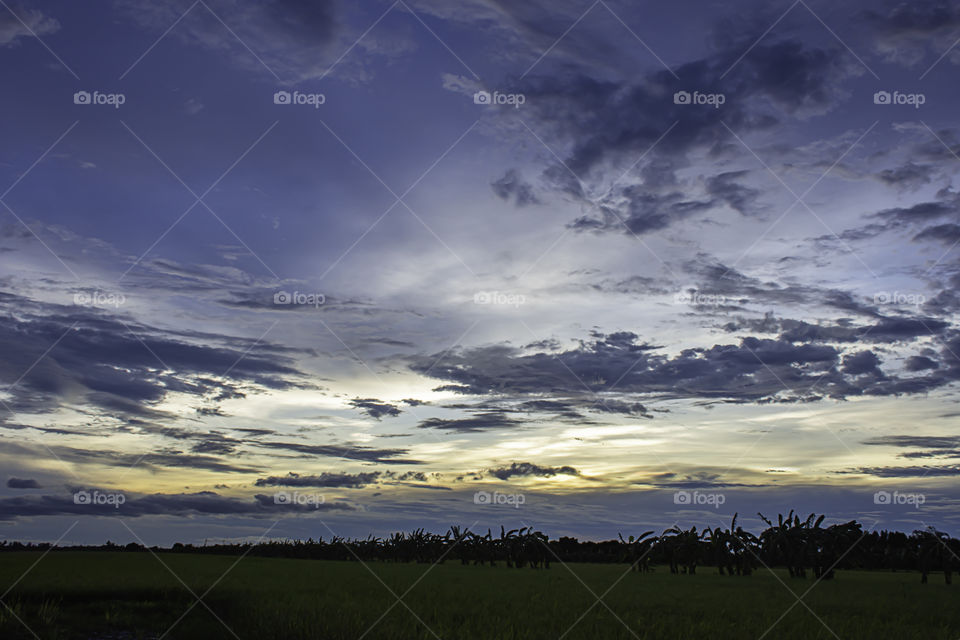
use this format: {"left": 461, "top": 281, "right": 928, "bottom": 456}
{"left": 1, "top": 0, "right": 960, "bottom": 545}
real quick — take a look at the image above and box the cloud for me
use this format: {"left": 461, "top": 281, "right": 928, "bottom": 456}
{"left": 841, "top": 350, "right": 883, "bottom": 377}
{"left": 0, "top": 490, "right": 356, "bottom": 520}
{"left": 838, "top": 465, "right": 960, "bottom": 478}
{"left": 6, "top": 477, "right": 40, "bottom": 489}
{"left": 0, "top": 293, "right": 310, "bottom": 421}
{"left": 905, "top": 355, "right": 939, "bottom": 371}
{"left": 863, "top": 2, "right": 960, "bottom": 67}
{"left": 114, "top": 0, "right": 340, "bottom": 82}
{"left": 705, "top": 171, "right": 763, "bottom": 217}
{"left": 408, "top": 326, "right": 960, "bottom": 406}
{"left": 0, "top": 6, "right": 59, "bottom": 47}
{"left": 417, "top": 411, "right": 523, "bottom": 433}
{"left": 645, "top": 471, "right": 757, "bottom": 489}
{"left": 113, "top": 0, "right": 421, "bottom": 84}
{"left": 349, "top": 397, "right": 402, "bottom": 420}
{"left": 485, "top": 461, "right": 580, "bottom": 480}
{"left": 503, "top": 25, "right": 862, "bottom": 236}
{"left": 255, "top": 471, "right": 381, "bottom": 488}
{"left": 832, "top": 188, "right": 960, "bottom": 244}
{"left": 3, "top": 442, "right": 261, "bottom": 474}
{"left": 491, "top": 169, "right": 540, "bottom": 207}
{"left": 913, "top": 224, "right": 960, "bottom": 245}
{"left": 255, "top": 441, "right": 419, "bottom": 464}
{"left": 877, "top": 162, "right": 935, "bottom": 190}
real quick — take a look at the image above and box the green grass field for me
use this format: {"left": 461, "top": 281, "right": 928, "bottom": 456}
{"left": 0, "top": 552, "right": 957, "bottom": 639}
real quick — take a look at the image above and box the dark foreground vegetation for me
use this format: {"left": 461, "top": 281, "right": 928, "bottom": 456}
{"left": 1, "top": 551, "right": 959, "bottom": 640}
{"left": 5, "top": 511, "right": 958, "bottom": 583}
{"left": 1, "top": 513, "right": 958, "bottom": 639}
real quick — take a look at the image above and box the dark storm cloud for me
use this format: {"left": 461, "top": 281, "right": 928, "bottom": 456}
{"left": 877, "top": 162, "right": 935, "bottom": 190}
{"left": 510, "top": 21, "right": 861, "bottom": 235}
{"left": 863, "top": 435, "right": 960, "bottom": 450}
{"left": 231, "top": 427, "right": 278, "bottom": 437}
{"left": 589, "top": 400, "right": 652, "bottom": 417}
{"left": 690, "top": 261, "right": 883, "bottom": 317}
{"left": 408, "top": 327, "right": 960, "bottom": 405}
{"left": 190, "top": 437, "right": 240, "bottom": 456}
{"left": 725, "top": 312, "right": 949, "bottom": 346}
{"left": 837, "top": 466, "right": 960, "bottom": 478}
{"left": 349, "top": 397, "right": 402, "bottom": 420}
{"left": 6, "top": 477, "right": 40, "bottom": 489}
{"left": 841, "top": 350, "right": 883, "bottom": 376}
{"left": 913, "top": 224, "right": 960, "bottom": 245}
{"left": 0, "top": 292, "right": 309, "bottom": 420}
{"left": 417, "top": 411, "right": 524, "bottom": 433}
{"left": 222, "top": 292, "right": 380, "bottom": 315}
{"left": 491, "top": 169, "right": 540, "bottom": 207}
{"left": 779, "top": 317, "right": 947, "bottom": 344}
{"left": 646, "top": 471, "right": 756, "bottom": 489}
{"left": 570, "top": 189, "right": 715, "bottom": 236}
{"left": 255, "top": 471, "right": 381, "bottom": 488}
{"left": 861, "top": 434, "right": 960, "bottom": 462}
{"left": 412, "top": 332, "right": 830, "bottom": 402}
{"left": 443, "top": 394, "right": 651, "bottom": 420}
{"left": 386, "top": 470, "right": 429, "bottom": 482}
{"left": 255, "top": 440, "right": 418, "bottom": 464}
{"left": 0, "top": 490, "right": 355, "bottom": 520}
{"left": 828, "top": 188, "right": 960, "bottom": 244}
{"left": 486, "top": 462, "right": 581, "bottom": 480}
{"left": 517, "top": 399, "right": 584, "bottom": 419}
{"left": 3, "top": 441, "right": 261, "bottom": 474}
{"left": 905, "top": 355, "right": 939, "bottom": 371}
{"left": 876, "top": 191, "right": 960, "bottom": 226}
{"left": 705, "top": 171, "right": 762, "bottom": 217}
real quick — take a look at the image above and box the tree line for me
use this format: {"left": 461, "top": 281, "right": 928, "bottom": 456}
{"left": 2, "top": 512, "right": 957, "bottom": 583}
